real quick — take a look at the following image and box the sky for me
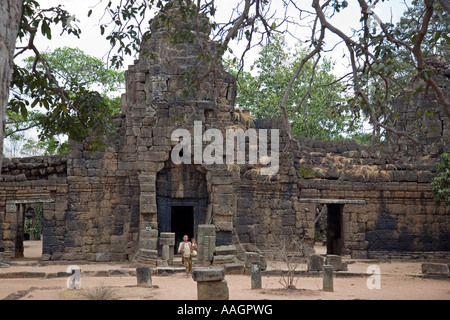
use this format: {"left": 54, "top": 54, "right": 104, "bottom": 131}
{"left": 5, "top": 0, "right": 412, "bottom": 157}
{"left": 29, "top": 0, "right": 411, "bottom": 75}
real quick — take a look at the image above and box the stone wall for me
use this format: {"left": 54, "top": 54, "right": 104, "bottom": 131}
{"left": 0, "top": 155, "right": 68, "bottom": 259}
{"left": 1, "top": 155, "right": 67, "bottom": 181}
{"left": 287, "top": 58, "right": 450, "bottom": 258}
{"left": 292, "top": 136, "right": 449, "bottom": 258}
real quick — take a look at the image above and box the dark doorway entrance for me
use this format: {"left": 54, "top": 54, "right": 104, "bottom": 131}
{"left": 171, "top": 206, "right": 194, "bottom": 252}
{"left": 326, "top": 204, "right": 344, "bottom": 255}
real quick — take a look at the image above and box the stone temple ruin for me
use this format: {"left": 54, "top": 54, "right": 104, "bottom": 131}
{"left": 0, "top": 4, "right": 449, "bottom": 266}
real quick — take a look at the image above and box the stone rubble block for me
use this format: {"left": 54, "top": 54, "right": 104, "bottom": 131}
{"left": 244, "top": 252, "right": 260, "bottom": 268}
{"left": 197, "top": 280, "right": 229, "bottom": 300}
{"left": 192, "top": 267, "right": 225, "bottom": 282}
{"left": 107, "top": 269, "right": 130, "bottom": 276}
{"left": 325, "top": 255, "right": 348, "bottom": 271}
{"left": 159, "top": 232, "right": 175, "bottom": 246}
{"left": 135, "top": 249, "right": 158, "bottom": 263}
{"left": 308, "top": 254, "right": 324, "bottom": 272}
{"left": 421, "top": 263, "right": 449, "bottom": 275}
{"left": 140, "top": 229, "right": 159, "bottom": 239}
{"left": 160, "top": 232, "right": 175, "bottom": 238}
{"left": 213, "top": 255, "right": 236, "bottom": 264}
{"left": 215, "top": 245, "right": 237, "bottom": 256}
{"left": 139, "top": 238, "right": 158, "bottom": 250}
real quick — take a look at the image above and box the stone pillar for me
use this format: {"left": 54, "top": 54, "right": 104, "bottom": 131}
{"left": 160, "top": 232, "right": 175, "bottom": 265}
{"left": 162, "top": 245, "right": 170, "bottom": 260}
{"left": 135, "top": 224, "right": 158, "bottom": 266}
{"left": 323, "top": 265, "right": 334, "bottom": 292}
{"left": 197, "top": 224, "right": 216, "bottom": 266}
{"left": 192, "top": 268, "right": 229, "bottom": 300}
{"left": 136, "top": 266, "right": 152, "bottom": 287}
{"left": 251, "top": 262, "right": 262, "bottom": 289}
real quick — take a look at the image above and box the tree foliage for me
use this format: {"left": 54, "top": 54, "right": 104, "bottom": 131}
{"left": 226, "top": 35, "right": 354, "bottom": 141}
{"left": 23, "top": 136, "right": 69, "bottom": 156}
{"left": 96, "top": 0, "right": 449, "bottom": 145}
{"left": 8, "top": 0, "right": 450, "bottom": 153}
{"left": 431, "top": 153, "right": 450, "bottom": 207}
{"left": 10, "top": 1, "right": 123, "bottom": 151}
{"left": 10, "top": 45, "right": 123, "bottom": 152}
{"left": 357, "top": 0, "right": 450, "bottom": 143}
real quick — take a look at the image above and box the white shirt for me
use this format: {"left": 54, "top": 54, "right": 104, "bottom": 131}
{"left": 179, "top": 242, "right": 191, "bottom": 258}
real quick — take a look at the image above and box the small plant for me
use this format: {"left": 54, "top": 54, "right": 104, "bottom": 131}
{"left": 268, "top": 229, "right": 305, "bottom": 290}
{"left": 79, "top": 284, "right": 117, "bottom": 300}
{"left": 314, "top": 231, "right": 322, "bottom": 242}
{"left": 298, "top": 167, "right": 314, "bottom": 179}
{"left": 431, "top": 153, "right": 450, "bottom": 207}
{"left": 23, "top": 204, "right": 43, "bottom": 240}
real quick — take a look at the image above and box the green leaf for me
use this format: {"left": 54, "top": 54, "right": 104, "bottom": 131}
{"left": 41, "top": 20, "right": 52, "bottom": 39}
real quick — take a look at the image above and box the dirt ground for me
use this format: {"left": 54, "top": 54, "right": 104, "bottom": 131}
{"left": 0, "top": 241, "right": 449, "bottom": 300}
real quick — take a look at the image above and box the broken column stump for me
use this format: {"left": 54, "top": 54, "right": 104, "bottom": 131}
{"left": 192, "top": 267, "right": 229, "bottom": 300}
{"left": 135, "top": 227, "right": 158, "bottom": 267}
{"left": 136, "top": 266, "right": 152, "bottom": 287}
{"left": 323, "top": 265, "right": 334, "bottom": 292}
{"left": 308, "top": 254, "right": 324, "bottom": 272}
{"left": 251, "top": 262, "right": 262, "bottom": 289}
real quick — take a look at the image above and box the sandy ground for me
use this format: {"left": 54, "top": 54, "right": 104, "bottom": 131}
{"left": 0, "top": 241, "right": 449, "bottom": 300}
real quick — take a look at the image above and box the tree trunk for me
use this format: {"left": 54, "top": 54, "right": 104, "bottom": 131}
{"left": 0, "top": 0, "right": 22, "bottom": 174}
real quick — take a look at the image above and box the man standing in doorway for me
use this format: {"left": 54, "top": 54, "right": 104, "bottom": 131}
{"left": 178, "top": 235, "right": 193, "bottom": 277}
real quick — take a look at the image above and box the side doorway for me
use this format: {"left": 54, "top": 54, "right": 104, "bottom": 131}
{"left": 326, "top": 204, "right": 344, "bottom": 255}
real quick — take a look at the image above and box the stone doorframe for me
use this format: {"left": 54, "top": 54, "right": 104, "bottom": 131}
{"left": 3, "top": 199, "right": 55, "bottom": 259}
{"left": 299, "top": 198, "right": 366, "bottom": 256}
{"left": 135, "top": 162, "right": 239, "bottom": 264}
